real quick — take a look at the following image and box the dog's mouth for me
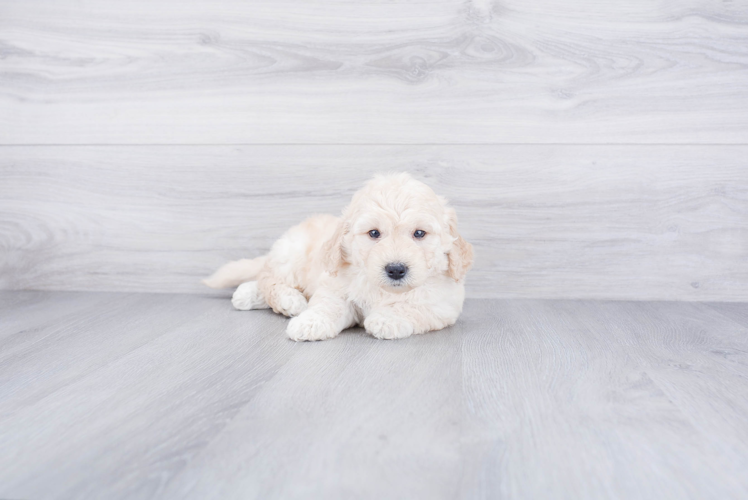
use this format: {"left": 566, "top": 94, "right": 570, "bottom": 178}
{"left": 381, "top": 278, "right": 414, "bottom": 293}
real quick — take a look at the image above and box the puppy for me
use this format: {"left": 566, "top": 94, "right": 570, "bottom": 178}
{"left": 204, "top": 172, "right": 473, "bottom": 341}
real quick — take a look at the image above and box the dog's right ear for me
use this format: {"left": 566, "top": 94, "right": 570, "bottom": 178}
{"left": 322, "top": 220, "right": 348, "bottom": 276}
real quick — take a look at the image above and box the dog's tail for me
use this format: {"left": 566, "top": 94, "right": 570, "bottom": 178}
{"left": 202, "top": 256, "right": 268, "bottom": 289}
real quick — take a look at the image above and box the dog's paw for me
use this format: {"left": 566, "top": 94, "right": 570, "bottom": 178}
{"left": 277, "top": 291, "right": 308, "bottom": 317}
{"left": 287, "top": 310, "right": 339, "bottom": 342}
{"left": 232, "top": 282, "right": 269, "bottom": 311}
{"left": 364, "top": 312, "right": 414, "bottom": 340}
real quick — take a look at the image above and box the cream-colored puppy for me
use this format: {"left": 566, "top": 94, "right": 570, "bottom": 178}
{"left": 204, "top": 172, "right": 473, "bottom": 341}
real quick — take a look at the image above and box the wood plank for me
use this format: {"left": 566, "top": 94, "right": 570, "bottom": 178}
{"left": 160, "top": 320, "right": 463, "bottom": 500}
{"left": 0, "top": 292, "right": 212, "bottom": 416}
{"left": 0, "top": 293, "right": 298, "bottom": 500}
{"left": 706, "top": 302, "right": 748, "bottom": 328}
{"left": 0, "top": 290, "right": 123, "bottom": 342}
{"left": 1, "top": 145, "right": 746, "bottom": 300}
{"left": 561, "top": 300, "right": 748, "bottom": 493}
{"left": 2, "top": 0, "right": 747, "bottom": 144}
{"left": 3, "top": 293, "right": 747, "bottom": 498}
{"left": 460, "top": 299, "right": 748, "bottom": 499}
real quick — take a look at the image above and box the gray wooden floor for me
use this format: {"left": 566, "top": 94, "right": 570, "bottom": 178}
{"left": 1, "top": 292, "right": 747, "bottom": 499}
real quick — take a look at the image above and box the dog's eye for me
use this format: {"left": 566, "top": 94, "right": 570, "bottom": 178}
{"left": 413, "top": 229, "right": 426, "bottom": 239}
{"left": 368, "top": 229, "right": 381, "bottom": 239}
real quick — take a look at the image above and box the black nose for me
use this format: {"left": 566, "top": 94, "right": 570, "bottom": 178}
{"left": 385, "top": 263, "right": 408, "bottom": 281}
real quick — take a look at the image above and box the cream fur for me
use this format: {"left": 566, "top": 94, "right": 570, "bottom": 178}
{"left": 204, "top": 172, "right": 474, "bottom": 341}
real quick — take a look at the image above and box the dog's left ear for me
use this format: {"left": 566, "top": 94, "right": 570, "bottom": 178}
{"left": 445, "top": 207, "right": 474, "bottom": 282}
{"left": 322, "top": 219, "right": 349, "bottom": 276}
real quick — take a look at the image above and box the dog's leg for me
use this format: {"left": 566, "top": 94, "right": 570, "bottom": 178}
{"left": 286, "top": 289, "right": 356, "bottom": 342}
{"left": 364, "top": 303, "right": 457, "bottom": 340}
{"left": 257, "top": 277, "right": 308, "bottom": 317}
{"left": 364, "top": 309, "right": 416, "bottom": 340}
{"left": 231, "top": 281, "right": 270, "bottom": 311}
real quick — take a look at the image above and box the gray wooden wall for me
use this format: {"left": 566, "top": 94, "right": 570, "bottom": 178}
{"left": 1, "top": 0, "right": 747, "bottom": 301}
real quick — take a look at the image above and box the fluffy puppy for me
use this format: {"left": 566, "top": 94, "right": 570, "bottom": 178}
{"left": 204, "top": 172, "right": 473, "bottom": 341}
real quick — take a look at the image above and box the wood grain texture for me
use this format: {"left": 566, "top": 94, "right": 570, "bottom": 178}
{"left": 0, "top": 291, "right": 297, "bottom": 499}
{"left": 707, "top": 302, "right": 748, "bottom": 328}
{"left": 1, "top": 145, "right": 746, "bottom": 300}
{"left": 162, "top": 309, "right": 463, "bottom": 500}
{"left": 1, "top": 0, "right": 747, "bottom": 144}
{"left": 460, "top": 299, "right": 748, "bottom": 498}
{"left": 1, "top": 291, "right": 748, "bottom": 499}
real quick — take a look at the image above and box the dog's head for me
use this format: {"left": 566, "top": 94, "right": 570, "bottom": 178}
{"left": 323, "top": 172, "right": 473, "bottom": 293}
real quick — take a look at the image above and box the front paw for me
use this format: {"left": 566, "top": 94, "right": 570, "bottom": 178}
{"left": 286, "top": 310, "right": 339, "bottom": 342}
{"left": 276, "top": 292, "right": 308, "bottom": 317}
{"left": 364, "top": 312, "right": 414, "bottom": 340}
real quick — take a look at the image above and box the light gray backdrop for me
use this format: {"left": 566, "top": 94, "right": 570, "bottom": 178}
{"left": 1, "top": 0, "right": 747, "bottom": 300}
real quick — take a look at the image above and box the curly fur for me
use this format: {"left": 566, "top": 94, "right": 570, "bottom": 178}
{"left": 204, "top": 172, "right": 473, "bottom": 341}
